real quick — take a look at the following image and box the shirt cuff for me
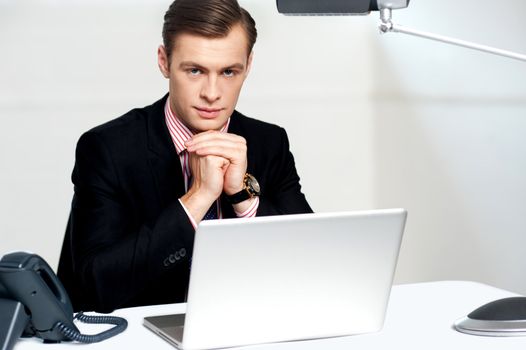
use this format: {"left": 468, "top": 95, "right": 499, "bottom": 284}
{"left": 234, "top": 197, "right": 259, "bottom": 218}
{"left": 178, "top": 198, "right": 197, "bottom": 230}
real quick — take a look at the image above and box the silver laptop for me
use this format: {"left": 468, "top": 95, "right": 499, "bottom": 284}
{"left": 144, "top": 209, "right": 407, "bottom": 350}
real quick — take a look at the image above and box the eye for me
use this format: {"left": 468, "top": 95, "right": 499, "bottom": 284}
{"left": 188, "top": 68, "right": 201, "bottom": 76}
{"left": 223, "top": 69, "right": 236, "bottom": 77}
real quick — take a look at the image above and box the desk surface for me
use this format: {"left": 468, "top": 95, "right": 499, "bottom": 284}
{"left": 14, "top": 281, "right": 526, "bottom": 350}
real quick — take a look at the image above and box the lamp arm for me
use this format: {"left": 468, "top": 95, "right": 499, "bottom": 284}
{"left": 379, "top": 8, "right": 526, "bottom": 63}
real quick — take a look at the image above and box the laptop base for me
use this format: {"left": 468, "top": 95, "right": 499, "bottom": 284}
{"left": 144, "top": 314, "right": 185, "bottom": 348}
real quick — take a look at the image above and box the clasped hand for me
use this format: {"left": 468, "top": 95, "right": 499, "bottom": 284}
{"left": 181, "top": 131, "right": 247, "bottom": 222}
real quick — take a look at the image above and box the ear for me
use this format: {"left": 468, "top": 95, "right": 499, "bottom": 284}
{"left": 157, "top": 45, "right": 170, "bottom": 78}
{"left": 244, "top": 51, "right": 254, "bottom": 78}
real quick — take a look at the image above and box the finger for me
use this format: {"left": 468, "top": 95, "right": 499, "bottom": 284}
{"left": 192, "top": 154, "right": 230, "bottom": 169}
{"left": 187, "top": 137, "right": 247, "bottom": 158}
{"left": 204, "top": 155, "right": 230, "bottom": 168}
{"left": 189, "top": 155, "right": 229, "bottom": 182}
{"left": 186, "top": 131, "right": 246, "bottom": 146}
{"left": 191, "top": 130, "right": 245, "bottom": 142}
{"left": 187, "top": 138, "right": 245, "bottom": 153}
{"left": 189, "top": 144, "right": 247, "bottom": 163}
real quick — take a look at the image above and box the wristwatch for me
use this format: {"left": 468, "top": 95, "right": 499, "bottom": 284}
{"left": 226, "top": 173, "right": 261, "bottom": 204}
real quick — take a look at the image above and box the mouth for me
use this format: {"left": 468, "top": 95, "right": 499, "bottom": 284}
{"left": 194, "top": 107, "right": 224, "bottom": 119}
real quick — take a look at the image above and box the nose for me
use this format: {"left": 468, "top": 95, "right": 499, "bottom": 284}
{"left": 200, "top": 75, "right": 221, "bottom": 103}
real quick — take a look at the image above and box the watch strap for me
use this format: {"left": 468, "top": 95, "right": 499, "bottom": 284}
{"left": 226, "top": 189, "right": 252, "bottom": 204}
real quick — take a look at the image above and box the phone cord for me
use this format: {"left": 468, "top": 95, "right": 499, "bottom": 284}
{"left": 55, "top": 311, "right": 128, "bottom": 343}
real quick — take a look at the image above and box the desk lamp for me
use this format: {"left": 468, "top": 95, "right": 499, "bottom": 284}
{"left": 276, "top": 0, "right": 526, "bottom": 62}
{"left": 277, "top": 0, "right": 526, "bottom": 336}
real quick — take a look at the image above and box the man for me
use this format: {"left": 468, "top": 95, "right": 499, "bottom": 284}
{"left": 58, "top": 0, "right": 312, "bottom": 313}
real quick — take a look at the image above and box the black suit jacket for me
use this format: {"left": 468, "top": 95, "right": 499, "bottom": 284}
{"left": 58, "top": 94, "right": 312, "bottom": 312}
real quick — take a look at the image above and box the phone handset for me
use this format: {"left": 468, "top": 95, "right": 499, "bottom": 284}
{"left": 0, "top": 252, "right": 127, "bottom": 350}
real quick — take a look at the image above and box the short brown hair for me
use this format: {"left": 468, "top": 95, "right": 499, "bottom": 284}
{"left": 162, "top": 0, "right": 257, "bottom": 61}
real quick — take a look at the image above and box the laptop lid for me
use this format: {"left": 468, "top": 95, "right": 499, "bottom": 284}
{"left": 145, "top": 209, "right": 407, "bottom": 350}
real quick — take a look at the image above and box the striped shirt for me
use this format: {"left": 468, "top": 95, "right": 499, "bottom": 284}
{"left": 164, "top": 98, "right": 259, "bottom": 228}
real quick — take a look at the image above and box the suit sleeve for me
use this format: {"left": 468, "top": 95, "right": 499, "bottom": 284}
{"left": 255, "top": 127, "right": 313, "bottom": 216}
{"left": 66, "top": 131, "right": 193, "bottom": 312}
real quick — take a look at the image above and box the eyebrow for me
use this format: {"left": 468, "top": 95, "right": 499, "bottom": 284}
{"left": 179, "top": 61, "right": 245, "bottom": 71}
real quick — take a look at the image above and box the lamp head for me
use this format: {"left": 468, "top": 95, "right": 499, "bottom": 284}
{"left": 276, "top": 0, "right": 409, "bottom": 16}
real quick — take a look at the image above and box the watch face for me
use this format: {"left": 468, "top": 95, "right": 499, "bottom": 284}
{"left": 246, "top": 174, "right": 261, "bottom": 195}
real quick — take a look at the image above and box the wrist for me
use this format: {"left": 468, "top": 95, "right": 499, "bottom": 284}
{"left": 181, "top": 187, "right": 218, "bottom": 221}
{"left": 186, "top": 181, "right": 220, "bottom": 204}
{"left": 224, "top": 183, "right": 244, "bottom": 196}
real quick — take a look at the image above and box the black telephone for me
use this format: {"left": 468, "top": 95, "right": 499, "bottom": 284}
{"left": 0, "top": 252, "right": 127, "bottom": 350}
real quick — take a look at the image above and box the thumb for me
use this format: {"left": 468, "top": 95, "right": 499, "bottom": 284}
{"left": 221, "top": 158, "right": 230, "bottom": 173}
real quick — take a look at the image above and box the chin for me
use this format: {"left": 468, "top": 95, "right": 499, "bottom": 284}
{"left": 191, "top": 120, "right": 226, "bottom": 133}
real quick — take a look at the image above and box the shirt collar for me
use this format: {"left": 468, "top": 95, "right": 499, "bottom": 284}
{"left": 164, "top": 97, "right": 230, "bottom": 155}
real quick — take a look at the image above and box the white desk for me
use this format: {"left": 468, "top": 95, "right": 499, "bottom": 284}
{"left": 14, "top": 281, "right": 526, "bottom": 350}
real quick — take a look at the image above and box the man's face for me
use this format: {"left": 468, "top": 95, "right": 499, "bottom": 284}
{"left": 158, "top": 24, "right": 253, "bottom": 133}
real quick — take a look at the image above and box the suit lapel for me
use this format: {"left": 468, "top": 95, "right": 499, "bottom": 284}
{"left": 147, "top": 95, "right": 186, "bottom": 208}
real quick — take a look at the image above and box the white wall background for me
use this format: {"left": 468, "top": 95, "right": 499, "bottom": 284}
{"left": 1, "top": 0, "right": 525, "bottom": 293}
